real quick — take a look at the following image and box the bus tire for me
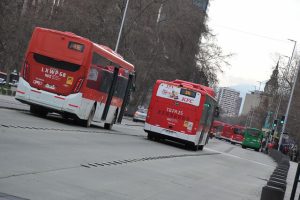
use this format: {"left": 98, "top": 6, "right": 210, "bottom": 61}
{"left": 187, "top": 143, "right": 198, "bottom": 151}
{"left": 147, "top": 133, "right": 154, "bottom": 140}
{"left": 198, "top": 145, "right": 204, "bottom": 151}
{"left": 30, "top": 105, "right": 39, "bottom": 115}
{"left": 242, "top": 145, "right": 246, "bottom": 149}
{"left": 255, "top": 148, "right": 259, "bottom": 152}
{"left": 30, "top": 105, "right": 47, "bottom": 117}
{"left": 231, "top": 141, "right": 236, "bottom": 145}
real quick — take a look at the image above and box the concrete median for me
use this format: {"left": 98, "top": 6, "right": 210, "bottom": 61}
{"left": 260, "top": 185, "right": 285, "bottom": 200}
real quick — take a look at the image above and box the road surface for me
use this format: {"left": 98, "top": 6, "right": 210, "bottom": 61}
{"left": 0, "top": 103, "right": 277, "bottom": 200}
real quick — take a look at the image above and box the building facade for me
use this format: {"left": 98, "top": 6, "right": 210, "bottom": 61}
{"left": 241, "top": 90, "right": 263, "bottom": 116}
{"left": 217, "top": 87, "right": 241, "bottom": 117}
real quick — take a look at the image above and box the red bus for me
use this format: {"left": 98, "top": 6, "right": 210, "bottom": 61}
{"left": 214, "top": 122, "right": 234, "bottom": 141}
{"left": 230, "top": 125, "right": 245, "bottom": 145}
{"left": 209, "top": 120, "right": 224, "bottom": 138}
{"left": 16, "top": 27, "right": 135, "bottom": 129}
{"left": 144, "top": 79, "right": 218, "bottom": 151}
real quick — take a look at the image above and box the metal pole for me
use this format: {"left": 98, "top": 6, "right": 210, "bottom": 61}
{"left": 249, "top": 108, "right": 254, "bottom": 127}
{"left": 290, "top": 162, "right": 300, "bottom": 200}
{"left": 274, "top": 94, "right": 282, "bottom": 120}
{"left": 115, "top": 0, "right": 130, "bottom": 53}
{"left": 278, "top": 40, "right": 297, "bottom": 150}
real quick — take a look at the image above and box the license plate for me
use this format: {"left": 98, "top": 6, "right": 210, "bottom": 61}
{"left": 164, "top": 129, "right": 175, "bottom": 134}
{"left": 45, "top": 84, "right": 56, "bottom": 90}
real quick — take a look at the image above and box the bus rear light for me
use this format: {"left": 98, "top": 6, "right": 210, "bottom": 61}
{"left": 31, "top": 89, "right": 41, "bottom": 94}
{"left": 54, "top": 96, "right": 65, "bottom": 100}
{"left": 69, "top": 104, "right": 79, "bottom": 108}
{"left": 17, "top": 90, "right": 25, "bottom": 94}
{"left": 73, "top": 78, "right": 84, "bottom": 93}
{"left": 23, "top": 61, "right": 30, "bottom": 81}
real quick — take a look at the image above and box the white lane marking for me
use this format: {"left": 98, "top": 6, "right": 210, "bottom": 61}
{"left": 205, "top": 147, "right": 276, "bottom": 168}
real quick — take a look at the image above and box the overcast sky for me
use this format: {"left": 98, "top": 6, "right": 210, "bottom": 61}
{"left": 207, "top": 0, "right": 300, "bottom": 91}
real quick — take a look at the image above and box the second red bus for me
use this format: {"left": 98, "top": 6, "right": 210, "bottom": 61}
{"left": 144, "top": 79, "right": 218, "bottom": 151}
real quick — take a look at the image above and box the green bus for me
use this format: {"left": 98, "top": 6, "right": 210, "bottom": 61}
{"left": 241, "top": 128, "right": 263, "bottom": 151}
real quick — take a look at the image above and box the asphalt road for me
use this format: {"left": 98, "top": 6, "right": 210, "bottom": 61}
{"left": 0, "top": 103, "right": 279, "bottom": 200}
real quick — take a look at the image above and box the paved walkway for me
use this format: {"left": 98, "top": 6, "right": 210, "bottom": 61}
{"left": 285, "top": 161, "right": 300, "bottom": 200}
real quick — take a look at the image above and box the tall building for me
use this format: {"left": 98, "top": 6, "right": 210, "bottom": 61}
{"left": 217, "top": 87, "right": 241, "bottom": 117}
{"left": 235, "top": 97, "right": 243, "bottom": 116}
{"left": 241, "top": 90, "right": 263, "bottom": 116}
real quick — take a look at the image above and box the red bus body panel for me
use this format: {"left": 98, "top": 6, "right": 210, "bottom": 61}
{"left": 220, "top": 125, "right": 234, "bottom": 140}
{"left": 145, "top": 80, "right": 217, "bottom": 147}
{"left": 231, "top": 125, "right": 245, "bottom": 143}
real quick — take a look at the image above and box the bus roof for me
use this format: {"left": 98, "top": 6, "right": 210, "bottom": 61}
{"left": 33, "top": 27, "right": 135, "bottom": 72}
{"left": 213, "top": 120, "right": 226, "bottom": 126}
{"left": 158, "top": 79, "right": 216, "bottom": 99}
{"left": 93, "top": 43, "right": 134, "bottom": 72}
{"left": 233, "top": 125, "right": 245, "bottom": 129}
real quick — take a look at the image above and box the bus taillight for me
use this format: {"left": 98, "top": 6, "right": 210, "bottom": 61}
{"left": 23, "top": 61, "right": 30, "bottom": 81}
{"left": 73, "top": 78, "right": 84, "bottom": 93}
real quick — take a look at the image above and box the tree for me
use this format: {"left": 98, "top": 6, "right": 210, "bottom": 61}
{"left": 0, "top": 0, "right": 230, "bottom": 114}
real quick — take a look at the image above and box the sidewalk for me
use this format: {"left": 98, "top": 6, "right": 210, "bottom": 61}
{"left": 285, "top": 161, "right": 300, "bottom": 200}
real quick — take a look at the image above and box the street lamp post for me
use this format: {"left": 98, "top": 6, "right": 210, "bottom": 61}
{"left": 278, "top": 39, "right": 297, "bottom": 150}
{"left": 115, "top": 0, "right": 130, "bottom": 53}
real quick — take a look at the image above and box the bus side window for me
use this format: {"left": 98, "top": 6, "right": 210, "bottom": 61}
{"left": 86, "top": 67, "right": 99, "bottom": 90}
{"left": 98, "top": 69, "right": 113, "bottom": 93}
{"left": 114, "top": 76, "right": 128, "bottom": 99}
{"left": 91, "top": 52, "right": 115, "bottom": 94}
{"left": 200, "top": 96, "right": 214, "bottom": 126}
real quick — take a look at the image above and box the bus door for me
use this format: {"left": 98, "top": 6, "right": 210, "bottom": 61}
{"left": 198, "top": 95, "right": 215, "bottom": 145}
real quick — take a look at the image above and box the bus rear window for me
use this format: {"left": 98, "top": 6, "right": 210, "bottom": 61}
{"left": 33, "top": 53, "right": 81, "bottom": 72}
{"left": 180, "top": 88, "right": 196, "bottom": 98}
{"left": 68, "top": 42, "right": 84, "bottom": 52}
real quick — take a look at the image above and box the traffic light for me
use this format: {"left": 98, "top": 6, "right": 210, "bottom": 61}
{"left": 273, "top": 119, "right": 278, "bottom": 128}
{"left": 214, "top": 106, "right": 220, "bottom": 118}
{"left": 280, "top": 115, "right": 285, "bottom": 124}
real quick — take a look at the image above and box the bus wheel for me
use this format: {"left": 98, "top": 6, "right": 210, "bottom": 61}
{"left": 30, "top": 105, "right": 47, "bottom": 117}
{"left": 255, "top": 148, "right": 259, "bottom": 152}
{"left": 30, "top": 105, "right": 39, "bottom": 115}
{"left": 242, "top": 145, "right": 246, "bottom": 149}
{"left": 147, "top": 133, "right": 154, "bottom": 140}
{"left": 187, "top": 143, "right": 198, "bottom": 151}
{"left": 198, "top": 145, "right": 204, "bottom": 151}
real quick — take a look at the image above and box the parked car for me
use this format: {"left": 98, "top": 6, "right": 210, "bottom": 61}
{"left": 9, "top": 80, "right": 18, "bottom": 87}
{"left": 133, "top": 108, "right": 148, "bottom": 122}
{"left": 0, "top": 78, "right": 6, "bottom": 85}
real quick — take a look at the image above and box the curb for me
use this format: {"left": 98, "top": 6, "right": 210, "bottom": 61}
{"left": 260, "top": 149, "right": 290, "bottom": 200}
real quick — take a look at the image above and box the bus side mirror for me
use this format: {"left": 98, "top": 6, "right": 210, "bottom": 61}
{"left": 214, "top": 106, "right": 220, "bottom": 118}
